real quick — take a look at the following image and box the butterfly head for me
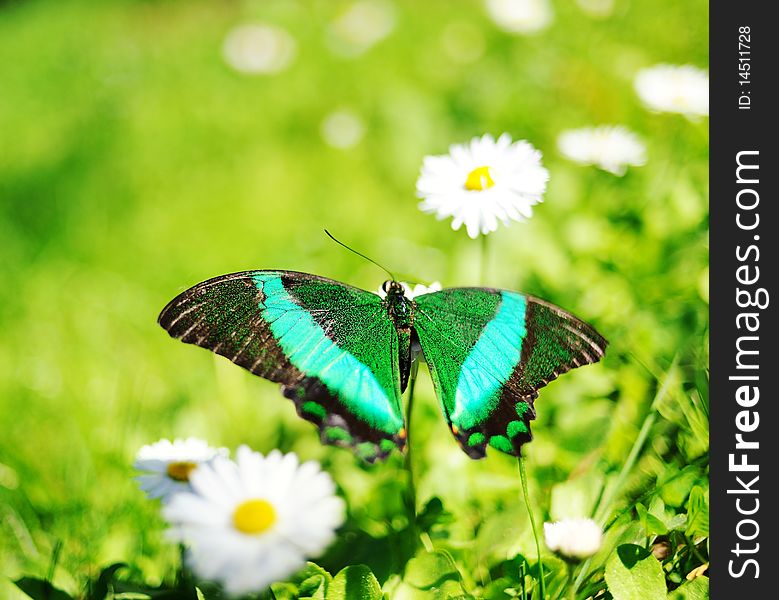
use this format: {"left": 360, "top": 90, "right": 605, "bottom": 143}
{"left": 381, "top": 280, "right": 407, "bottom": 298}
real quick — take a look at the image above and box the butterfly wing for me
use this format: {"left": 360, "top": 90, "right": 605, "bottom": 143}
{"left": 412, "top": 288, "right": 607, "bottom": 459}
{"left": 158, "top": 270, "right": 405, "bottom": 462}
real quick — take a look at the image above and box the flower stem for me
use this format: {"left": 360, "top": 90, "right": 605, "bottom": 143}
{"left": 479, "top": 234, "right": 489, "bottom": 285}
{"left": 46, "top": 540, "right": 63, "bottom": 583}
{"left": 519, "top": 456, "right": 545, "bottom": 600}
{"left": 176, "top": 543, "right": 191, "bottom": 589}
{"left": 567, "top": 563, "right": 576, "bottom": 600}
{"left": 519, "top": 560, "right": 528, "bottom": 600}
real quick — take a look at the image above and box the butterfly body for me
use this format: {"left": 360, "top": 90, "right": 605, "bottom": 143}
{"left": 382, "top": 280, "right": 415, "bottom": 392}
{"left": 159, "top": 271, "right": 607, "bottom": 462}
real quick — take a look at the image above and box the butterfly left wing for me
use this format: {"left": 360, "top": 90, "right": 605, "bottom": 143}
{"left": 412, "top": 288, "right": 607, "bottom": 459}
{"left": 158, "top": 270, "right": 405, "bottom": 462}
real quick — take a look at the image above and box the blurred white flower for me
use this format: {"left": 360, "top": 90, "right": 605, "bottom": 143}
{"left": 163, "top": 446, "right": 345, "bottom": 596}
{"left": 328, "top": 0, "right": 396, "bottom": 56}
{"left": 222, "top": 24, "right": 297, "bottom": 75}
{"left": 321, "top": 110, "right": 365, "bottom": 149}
{"left": 441, "top": 23, "right": 485, "bottom": 64}
{"left": 634, "top": 64, "right": 709, "bottom": 118}
{"left": 377, "top": 281, "right": 443, "bottom": 299}
{"left": 486, "top": 0, "right": 553, "bottom": 35}
{"left": 544, "top": 518, "right": 603, "bottom": 561}
{"left": 417, "top": 133, "right": 549, "bottom": 238}
{"left": 557, "top": 125, "right": 647, "bottom": 176}
{"left": 134, "top": 438, "right": 228, "bottom": 502}
{"left": 576, "top": 0, "right": 615, "bottom": 18}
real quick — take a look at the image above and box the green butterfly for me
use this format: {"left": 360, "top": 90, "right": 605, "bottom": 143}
{"left": 158, "top": 271, "right": 607, "bottom": 462}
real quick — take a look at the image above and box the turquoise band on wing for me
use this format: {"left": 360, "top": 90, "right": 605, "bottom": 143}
{"left": 451, "top": 292, "right": 527, "bottom": 430}
{"left": 253, "top": 273, "right": 402, "bottom": 433}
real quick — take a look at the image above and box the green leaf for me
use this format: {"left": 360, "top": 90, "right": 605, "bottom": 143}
{"left": 271, "top": 583, "right": 301, "bottom": 600}
{"left": 195, "top": 588, "right": 206, "bottom": 600}
{"left": 14, "top": 578, "right": 74, "bottom": 600}
{"left": 299, "top": 563, "right": 333, "bottom": 599}
{"left": 272, "top": 563, "right": 333, "bottom": 600}
{"left": 636, "top": 503, "right": 668, "bottom": 537}
{"left": 419, "top": 579, "right": 470, "bottom": 599}
{"left": 497, "top": 554, "right": 530, "bottom": 587}
{"left": 605, "top": 544, "right": 667, "bottom": 600}
{"left": 88, "top": 562, "right": 128, "bottom": 600}
{"left": 416, "top": 497, "right": 454, "bottom": 533}
{"left": 659, "top": 468, "right": 700, "bottom": 507}
{"left": 327, "top": 565, "right": 382, "bottom": 600}
{"left": 667, "top": 576, "right": 709, "bottom": 599}
{"left": 404, "top": 551, "right": 461, "bottom": 590}
{"left": 685, "top": 487, "right": 709, "bottom": 538}
{"left": 390, "top": 580, "right": 471, "bottom": 600}
{"left": 681, "top": 390, "right": 709, "bottom": 456}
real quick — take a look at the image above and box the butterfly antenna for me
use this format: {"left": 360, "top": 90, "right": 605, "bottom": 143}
{"left": 324, "top": 229, "right": 397, "bottom": 281}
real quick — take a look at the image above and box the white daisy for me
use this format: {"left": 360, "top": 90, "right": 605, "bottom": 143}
{"left": 441, "top": 23, "right": 485, "bottom": 65}
{"left": 557, "top": 125, "right": 647, "bottom": 176}
{"left": 485, "top": 0, "right": 553, "bottom": 35}
{"left": 163, "top": 446, "right": 345, "bottom": 596}
{"left": 416, "top": 133, "right": 549, "bottom": 239}
{"left": 222, "top": 24, "right": 297, "bottom": 75}
{"left": 376, "top": 281, "right": 443, "bottom": 299}
{"left": 634, "top": 64, "right": 709, "bottom": 118}
{"left": 321, "top": 110, "right": 365, "bottom": 149}
{"left": 576, "top": 0, "right": 615, "bottom": 18}
{"left": 328, "top": 0, "right": 396, "bottom": 56}
{"left": 544, "top": 518, "right": 603, "bottom": 562}
{"left": 134, "top": 438, "right": 228, "bottom": 502}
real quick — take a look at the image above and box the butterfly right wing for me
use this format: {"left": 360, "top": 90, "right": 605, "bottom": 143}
{"left": 158, "top": 270, "right": 405, "bottom": 462}
{"left": 413, "top": 288, "right": 607, "bottom": 459}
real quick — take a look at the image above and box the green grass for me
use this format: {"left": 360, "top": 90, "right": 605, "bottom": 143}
{"left": 1, "top": 0, "right": 708, "bottom": 598}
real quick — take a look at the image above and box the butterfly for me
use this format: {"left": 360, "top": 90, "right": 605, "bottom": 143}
{"left": 158, "top": 271, "right": 607, "bottom": 462}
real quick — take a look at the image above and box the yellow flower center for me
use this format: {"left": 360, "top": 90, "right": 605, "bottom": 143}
{"left": 464, "top": 165, "right": 495, "bottom": 191}
{"left": 233, "top": 499, "right": 277, "bottom": 534}
{"left": 166, "top": 461, "right": 198, "bottom": 482}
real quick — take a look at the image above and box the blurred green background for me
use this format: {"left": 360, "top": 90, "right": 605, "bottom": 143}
{"left": 0, "top": 0, "right": 707, "bottom": 597}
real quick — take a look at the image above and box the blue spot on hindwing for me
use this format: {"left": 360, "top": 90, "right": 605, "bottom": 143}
{"left": 451, "top": 292, "right": 527, "bottom": 429}
{"left": 252, "top": 274, "right": 402, "bottom": 433}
